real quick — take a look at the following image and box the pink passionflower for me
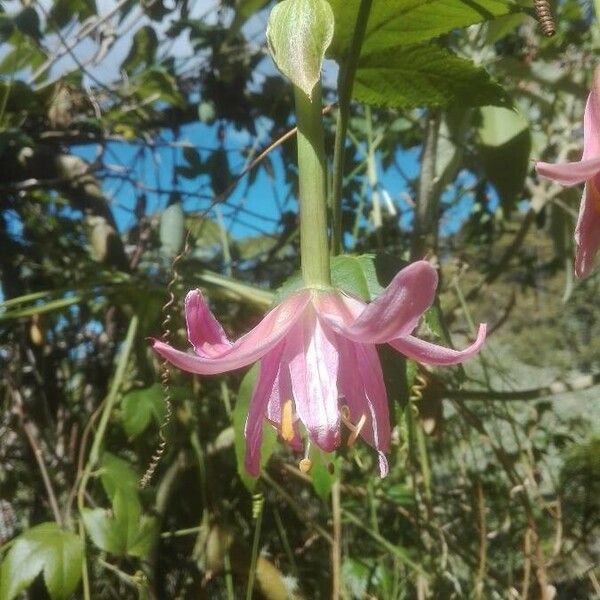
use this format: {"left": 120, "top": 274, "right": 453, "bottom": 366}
{"left": 536, "top": 78, "right": 600, "bottom": 278}
{"left": 151, "top": 261, "right": 486, "bottom": 477}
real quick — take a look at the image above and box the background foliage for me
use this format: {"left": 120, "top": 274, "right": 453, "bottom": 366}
{"left": 0, "top": 0, "right": 599, "bottom": 598}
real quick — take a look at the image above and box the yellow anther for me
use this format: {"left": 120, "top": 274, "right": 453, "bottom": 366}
{"left": 281, "top": 399, "right": 295, "bottom": 442}
{"left": 298, "top": 458, "right": 312, "bottom": 473}
{"left": 347, "top": 413, "right": 367, "bottom": 447}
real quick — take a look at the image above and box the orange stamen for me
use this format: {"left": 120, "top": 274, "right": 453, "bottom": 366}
{"left": 281, "top": 399, "right": 295, "bottom": 441}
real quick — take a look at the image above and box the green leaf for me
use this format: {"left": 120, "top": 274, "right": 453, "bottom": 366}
{"left": 82, "top": 491, "right": 158, "bottom": 558}
{"left": 331, "top": 254, "right": 384, "bottom": 301}
{"left": 327, "top": 0, "right": 521, "bottom": 59}
{"left": 0, "top": 523, "right": 82, "bottom": 600}
{"left": 81, "top": 508, "right": 126, "bottom": 555}
{"left": 276, "top": 254, "right": 385, "bottom": 304}
{"left": 354, "top": 44, "right": 510, "bottom": 109}
{"left": 121, "top": 383, "right": 166, "bottom": 438}
{"left": 309, "top": 449, "right": 340, "bottom": 501}
{"left": 100, "top": 452, "right": 139, "bottom": 500}
{"left": 122, "top": 25, "right": 158, "bottom": 74}
{"left": 13, "top": 7, "right": 41, "bottom": 40}
{"left": 233, "top": 365, "right": 277, "bottom": 492}
{"left": 266, "top": 0, "right": 334, "bottom": 97}
{"left": 48, "top": 0, "right": 95, "bottom": 29}
{"left": 478, "top": 105, "right": 528, "bottom": 146}
{"left": 477, "top": 106, "right": 531, "bottom": 210}
{"left": 127, "top": 516, "right": 160, "bottom": 558}
{"left": 238, "top": 0, "right": 270, "bottom": 19}
{"left": 133, "top": 67, "right": 185, "bottom": 108}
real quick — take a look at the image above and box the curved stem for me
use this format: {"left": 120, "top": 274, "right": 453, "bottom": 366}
{"left": 77, "top": 315, "right": 139, "bottom": 600}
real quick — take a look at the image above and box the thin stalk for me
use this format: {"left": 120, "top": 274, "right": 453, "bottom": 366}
{"left": 365, "top": 106, "right": 382, "bottom": 245}
{"left": 331, "top": 479, "right": 342, "bottom": 600}
{"left": 223, "top": 552, "right": 235, "bottom": 600}
{"left": 245, "top": 493, "right": 265, "bottom": 600}
{"left": 294, "top": 83, "right": 331, "bottom": 286}
{"left": 77, "top": 315, "right": 139, "bottom": 600}
{"left": 411, "top": 109, "right": 441, "bottom": 259}
{"left": 331, "top": 0, "right": 373, "bottom": 255}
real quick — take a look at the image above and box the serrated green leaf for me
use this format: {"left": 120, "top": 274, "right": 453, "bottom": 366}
{"left": 121, "top": 383, "right": 166, "bottom": 438}
{"left": 354, "top": 44, "right": 510, "bottom": 109}
{"left": 0, "top": 523, "right": 82, "bottom": 600}
{"left": 327, "top": 0, "right": 521, "bottom": 60}
{"left": 100, "top": 452, "right": 139, "bottom": 500}
{"left": 233, "top": 365, "right": 277, "bottom": 491}
{"left": 267, "top": 0, "right": 334, "bottom": 97}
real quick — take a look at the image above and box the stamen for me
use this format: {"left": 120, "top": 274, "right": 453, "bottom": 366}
{"left": 281, "top": 399, "right": 295, "bottom": 441}
{"left": 347, "top": 413, "right": 367, "bottom": 447}
{"left": 340, "top": 404, "right": 353, "bottom": 427}
{"left": 299, "top": 458, "right": 312, "bottom": 473}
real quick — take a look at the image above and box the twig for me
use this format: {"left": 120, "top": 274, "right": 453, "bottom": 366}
{"left": 11, "top": 386, "right": 63, "bottom": 526}
{"left": 474, "top": 479, "right": 487, "bottom": 600}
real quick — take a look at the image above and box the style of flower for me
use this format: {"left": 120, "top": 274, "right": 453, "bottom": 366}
{"left": 536, "top": 77, "right": 600, "bottom": 278}
{"left": 151, "top": 261, "right": 486, "bottom": 477}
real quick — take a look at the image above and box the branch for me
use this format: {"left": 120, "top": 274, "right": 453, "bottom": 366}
{"left": 10, "top": 385, "right": 63, "bottom": 525}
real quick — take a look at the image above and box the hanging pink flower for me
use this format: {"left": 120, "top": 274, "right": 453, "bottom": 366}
{"left": 151, "top": 261, "right": 486, "bottom": 477}
{"left": 536, "top": 78, "right": 600, "bottom": 278}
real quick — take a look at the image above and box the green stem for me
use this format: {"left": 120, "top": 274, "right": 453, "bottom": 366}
{"left": 77, "top": 315, "right": 139, "bottom": 600}
{"left": 245, "top": 492, "right": 264, "bottom": 600}
{"left": 331, "top": 0, "right": 373, "bottom": 255}
{"left": 294, "top": 83, "right": 331, "bottom": 287}
{"left": 331, "top": 479, "right": 342, "bottom": 600}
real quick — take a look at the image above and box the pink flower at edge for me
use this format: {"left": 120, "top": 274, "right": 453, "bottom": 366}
{"left": 151, "top": 261, "right": 486, "bottom": 478}
{"left": 536, "top": 79, "right": 600, "bottom": 278}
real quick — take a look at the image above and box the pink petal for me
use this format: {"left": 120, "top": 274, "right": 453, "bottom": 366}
{"left": 389, "top": 323, "right": 487, "bottom": 366}
{"left": 575, "top": 179, "right": 600, "bottom": 278}
{"left": 244, "top": 345, "right": 285, "bottom": 477}
{"left": 320, "top": 261, "right": 438, "bottom": 344}
{"left": 536, "top": 156, "right": 600, "bottom": 186}
{"left": 185, "top": 290, "right": 232, "bottom": 357}
{"left": 265, "top": 358, "right": 303, "bottom": 451}
{"left": 337, "top": 337, "right": 391, "bottom": 476}
{"left": 583, "top": 89, "right": 600, "bottom": 160}
{"left": 536, "top": 92, "right": 600, "bottom": 186}
{"left": 151, "top": 290, "right": 311, "bottom": 375}
{"left": 287, "top": 312, "right": 340, "bottom": 452}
